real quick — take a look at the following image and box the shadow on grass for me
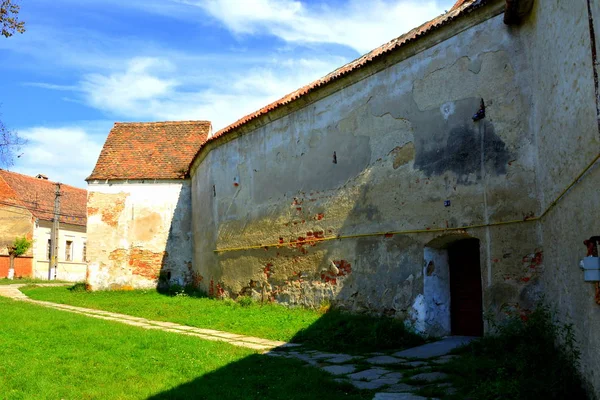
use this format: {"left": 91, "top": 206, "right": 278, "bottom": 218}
{"left": 153, "top": 284, "right": 427, "bottom": 354}
{"left": 146, "top": 352, "right": 369, "bottom": 400}
{"left": 290, "top": 308, "right": 426, "bottom": 353}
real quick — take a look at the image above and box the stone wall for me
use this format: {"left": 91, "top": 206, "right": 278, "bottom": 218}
{"left": 523, "top": 0, "right": 600, "bottom": 394}
{"left": 86, "top": 180, "right": 193, "bottom": 289}
{"left": 191, "top": 6, "right": 543, "bottom": 334}
{"left": 0, "top": 205, "right": 33, "bottom": 257}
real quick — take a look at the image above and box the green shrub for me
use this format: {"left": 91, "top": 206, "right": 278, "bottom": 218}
{"left": 12, "top": 236, "right": 32, "bottom": 257}
{"left": 446, "top": 305, "right": 586, "bottom": 400}
{"left": 237, "top": 296, "right": 254, "bottom": 307}
{"left": 68, "top": 282, "right": 89, "bottom": 292}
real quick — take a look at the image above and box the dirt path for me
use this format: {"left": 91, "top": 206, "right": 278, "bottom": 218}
{"left": 0, "top": 284, "right": 296, "bottom": 352}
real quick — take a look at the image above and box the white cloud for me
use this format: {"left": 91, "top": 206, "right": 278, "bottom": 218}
{"left": 193, "top": 0, "right": 447, "bottom": 54}
{"left": 80, "top": 58, "right": 179, "bottom": 116}
{"left": 72, "top": 54, "right": 346, "bottom": 130}
{"left": 11, "top": 123, "right": 110, "bottom": 188}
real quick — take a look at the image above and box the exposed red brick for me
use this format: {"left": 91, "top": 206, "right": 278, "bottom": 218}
{"left": 0, "top": 255, "right": 33, "bottom": 278}
{"left": 88, "top": 192, "right": 128, "bottom": 228}
{"left": 109, "top": 248, "right": 166, "bottom": 281}
{"left": 130, "top": 248, "right": 167, "bottom": 280}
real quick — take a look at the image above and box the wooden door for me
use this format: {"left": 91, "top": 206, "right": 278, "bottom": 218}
{"left": 448, "top": 239, "right": 483, "bottom": 336}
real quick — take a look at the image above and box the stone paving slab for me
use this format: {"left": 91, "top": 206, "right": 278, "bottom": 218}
{"left": 382, "top": 383, "right": 415, "bottom": 393}
{"left": 366, "top": 355, "right": 404, "bottom": 365}
{"left": 349, "top": 378, "right": 398, "bottom": 390}
{"left": 322, "top": 365, "right": 357, "bottom": 375}
{"left": 311, "top": 352, "right": 343, "bottom": 360}
{"left": 382, "top": 372, "right": 404, "bottom": 380}
{"left": 348, "top": 368, "right": 389, "bottom": 381}
{"left": 326, "top": 354, "right": 359, "bottom": 364}
{"left": 403, "top": 361, "right": 427, "bottom": 368}
{"left": 393, "top": 336, "right": 475, "bottom": 359}
{"left": 409, "top": 372, "right": 449, "bottom": 383}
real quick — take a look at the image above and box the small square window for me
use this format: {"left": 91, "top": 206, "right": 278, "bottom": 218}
{"left": 65, "top": 240, "right": 73, "bottom": 262}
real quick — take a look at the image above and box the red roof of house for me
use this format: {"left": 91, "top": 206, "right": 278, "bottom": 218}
{"left": 88, "top": 121, "right": 211, "bottom": 181}
{"left": 189, "top": 0, "right": 488, "bottom": 168}
{"left": 0, "top": 170, "right": 87, "bottom": 226}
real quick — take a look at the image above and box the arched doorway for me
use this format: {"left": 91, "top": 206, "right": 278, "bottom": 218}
{"left": 423, "top": 235, "right": 484, "bottom": 337}
{"left": 448, "top": 238, "right": 483, "bottom": 336}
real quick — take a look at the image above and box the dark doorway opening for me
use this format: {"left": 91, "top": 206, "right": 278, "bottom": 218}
{"left": 448, "top": 238, "right": 483, "bottom": 336}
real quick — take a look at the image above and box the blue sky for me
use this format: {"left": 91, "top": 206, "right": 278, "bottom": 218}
{"left": 0, "top": 0, "right": 455, "bottom": 188}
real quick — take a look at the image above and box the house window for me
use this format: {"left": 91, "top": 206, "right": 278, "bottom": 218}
{"left": 65, "top": 240, "right": 73, "bottom": 261}
{"left": 47, "top": 239, "right": 51, "bottom": 260}
{"left": 83, "top": 242, "right": 87, "bottom": 262}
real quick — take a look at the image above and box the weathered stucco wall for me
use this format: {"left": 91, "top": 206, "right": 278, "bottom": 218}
{"left": 87, "top": 180, "right": 193, "bottom": 289}
{"left": 523, "top": 0, "right": 600, "bottom": 395}
{"left": 0, "top": 205, "right": 33, "bottom": 256}
{"left": 191, "top": 9, "right": 543, "bottom": 334}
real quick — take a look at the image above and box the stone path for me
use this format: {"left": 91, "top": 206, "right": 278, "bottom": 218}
{"left": 265, "top": 336, "right": 475, "bottom": 399}
{"left": 0, "top": 284, "right": 297, "bottom": 352}
{"left": 1, "top": 284, "right": 475, "bottom": 399}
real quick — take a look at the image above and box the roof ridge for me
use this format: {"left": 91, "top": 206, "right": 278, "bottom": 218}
{"left": 206, "top": 0, "right": 482, "bottom": 141}
{"left": 88, "top": 120, "right": 211, "bottom": 181}
{"left": 0, "top": 169, "right": 86, "bottom": 192}
{"left": 115, "top": 120, "right": 211, "bottom": 126}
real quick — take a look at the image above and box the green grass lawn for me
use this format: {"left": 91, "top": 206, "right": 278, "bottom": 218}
{"left": 0, "top": 296, "right": 371, "bottom": 400}
{"left": 0, "top": 278, "right": 69, "bottom": 285}
{"left": 22, "top": 286, "right": 425, "bottom": 353}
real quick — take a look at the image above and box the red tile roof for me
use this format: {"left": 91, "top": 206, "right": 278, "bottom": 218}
{"left": 451, "top": 0, "right": 471, "bottom": 10}
{"left": 88, "top": 121, "right": 211, "bottom": 181}
{"left": 0, "top": 170, "right": 87, "bottom": 226}
{"left": 190, "top": 0, "right": 488, "bottom": 168}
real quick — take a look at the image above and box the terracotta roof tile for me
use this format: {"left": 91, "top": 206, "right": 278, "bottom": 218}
{"left": 88, "top": 121, "right": 211, "bottom": 181}
{"left": 191, "top": 0, "right": 488, "bottom": 168}
{"left": 0, "top": 170, "right": 87, "bottom": 226}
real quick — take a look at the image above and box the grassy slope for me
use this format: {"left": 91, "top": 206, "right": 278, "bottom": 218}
{"left": 0, "top": 296, "right": 370, "bottom": 400}
{"left": 0, "top": 278, "right": 69, "bottom": 285}
{"left": 22, "top": 286, "right": 320, "bottom": 341}
{"left": 22, "top": 286, "right": 426, "bottom": 353}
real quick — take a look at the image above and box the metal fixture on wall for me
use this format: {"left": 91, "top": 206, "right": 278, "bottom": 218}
{"left": 472, "top": 99, "right": 486, "bottom": 121}
{"left": 581, "top": 236, "right": 600, "bottom": 304}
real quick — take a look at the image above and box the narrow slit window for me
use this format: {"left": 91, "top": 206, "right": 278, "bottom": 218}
{"left": 65, "top": 240, "right": 73, "bottom": 261}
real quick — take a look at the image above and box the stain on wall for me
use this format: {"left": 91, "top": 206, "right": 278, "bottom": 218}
{"left": 88, "top": 192, "right": 128, "bottom": 228}
{"left": 87, "top": 181, "right": 193, "bottom": 290}
{"left": 414, "top": 121, "right": 510, "bottom": 179}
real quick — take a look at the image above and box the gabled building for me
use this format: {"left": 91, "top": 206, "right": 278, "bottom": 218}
{"left": 0, "top": 170, "right": 87, "bottom": 280}
{"left": 86, "top": 121, "right": 211, "bottom": 289}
